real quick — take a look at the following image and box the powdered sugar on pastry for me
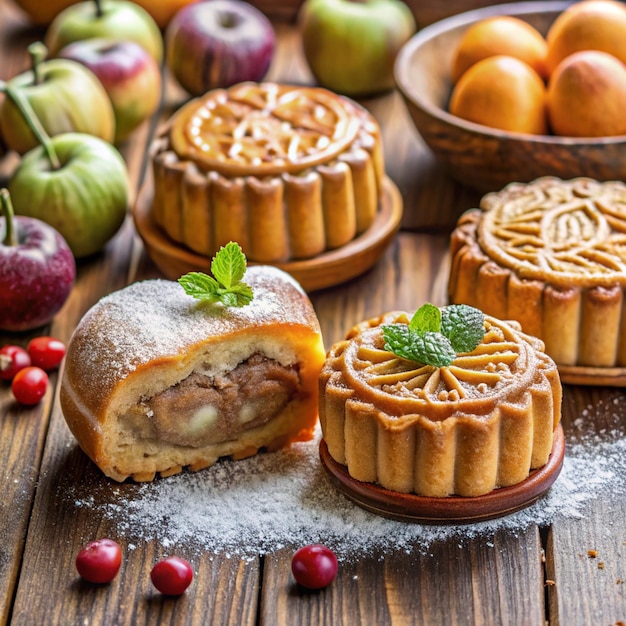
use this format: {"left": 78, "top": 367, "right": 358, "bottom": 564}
{"left": 60, "top": 265, "right": 326, "bottom": 482}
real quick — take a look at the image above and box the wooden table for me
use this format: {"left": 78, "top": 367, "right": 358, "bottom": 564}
{"left": 1, "top": 2, "right": 625, "bottom": 624}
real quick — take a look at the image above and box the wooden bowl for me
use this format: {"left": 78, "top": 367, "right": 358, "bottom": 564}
{"left": 405, "top": 0, "right": 523, "bottom": 27}
{"left": 394, "top": 1, "right": 626, "bottom": 192}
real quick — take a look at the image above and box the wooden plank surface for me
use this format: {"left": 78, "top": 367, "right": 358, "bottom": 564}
{"left": 1, "top": 1, "right": 626, "bottom": 625}
{"left": 546, "top": 387, "right": 626, "bottom": 626}
{"left": 262, "top": 530, "right": 546, "bottom": 626}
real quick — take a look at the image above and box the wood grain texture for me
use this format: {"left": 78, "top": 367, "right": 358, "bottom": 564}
{"left": 545, "top": 386, "right": 626, "bottom": 626}
{"left": 261, "top": 529, "right": 546, "bottom": 626}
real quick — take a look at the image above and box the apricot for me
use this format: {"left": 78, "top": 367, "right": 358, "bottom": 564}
{"left": 130, "top": 0, "right": 197, "bottom": 28}
{"left": 449, "top": 55, "right": 548, "bottom": 135}
{"left": 547, "top": 50, "right": 626, "bottom": 137}
{"left": 452, "top": 16, "right": 549, "bottom": 82}
{"left": 546, "top": 0, "right": 626, "bottom": 74}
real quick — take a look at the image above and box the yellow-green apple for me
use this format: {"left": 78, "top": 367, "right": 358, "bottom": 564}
{"left": 0, "top": 43, "right": 115, "bottom": 155}
{"left": 9, "top": 132, "right": 129, "bottom": 258}
{"left": 0, "top": 188, "right": 76, "bottom": 332}
{"left": 166, "top": 0, "right": 276, "bottom": 96}
{"left": 45, "top": 0, "right": 163, "bottom": 63}
{"left": 5, "top": 85, "right": 128, "bottom": 258}
{"left": 298, "top": 0, "right": 416, "bottom": 96}
{"left": 58, "top": 38, "right": 162, "bottom": 143}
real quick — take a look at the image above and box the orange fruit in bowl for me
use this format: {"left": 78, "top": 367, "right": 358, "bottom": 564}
{"left": 129, "top": 0, "right": 198, "bottom": 28}
{"left": 547, "top": 49, "right": 626, "bottom": 137}
{"left": 452, "top": 16, "right": 549, "bottom": 82}
{"left": 546, "top": 0, "right": 626, "bottom": 74}
{"left": 449, "top": 55, "right": 548, "bottom": 135}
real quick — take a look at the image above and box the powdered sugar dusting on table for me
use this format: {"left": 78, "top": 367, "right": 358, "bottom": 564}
{"left": 68, "top": 413, "right": 626, "bottom": 561}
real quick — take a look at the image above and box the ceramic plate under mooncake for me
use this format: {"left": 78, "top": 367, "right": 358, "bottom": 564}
{"left": 319, "top": 425, "right": 564, "bottom": 524}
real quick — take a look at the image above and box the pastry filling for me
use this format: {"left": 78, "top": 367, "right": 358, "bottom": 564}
{"left": 124, "top": 354, "right": 301, "bottom": 447}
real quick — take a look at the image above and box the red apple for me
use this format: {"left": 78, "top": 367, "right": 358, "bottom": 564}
{"left": 58, "top": 38, "right": 162, "bottom": 143}
{"left": 0, "top": 188, "right": 76, "bottom": 332}
{"left": 45, "top": 0, "right": 164, "bottom": 63}
{"left": 165, "top": 0, "right": 276, "bottom": 96}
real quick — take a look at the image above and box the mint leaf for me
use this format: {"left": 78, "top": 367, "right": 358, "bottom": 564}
{"left": 211, "top": 241, "right": 246, "bottom": 289}
{"left": 409, "top": 303, "right": 441, "bottom": 335}
{"left": 441, "top": 304, "right": 485, "bottom": 353}
{"left": 381, "top": 303, "right": 486, "bottom": 367}
{"left": 177, "top": 272, "right": 220, "bottom": 300}
{"left": 420, "top": 331, "right": 457, "bottom": 367}
{"left": 217, "top": 282, "right": 254, "bottom": 307}
{"left": 382, "top": 325, "right": 456, "bottom": 367}
{"left": 178, "top": 242, "right": 253, "bottom": 307}
{"left": 382, "top": 324, "right": 414, "bottom": 361}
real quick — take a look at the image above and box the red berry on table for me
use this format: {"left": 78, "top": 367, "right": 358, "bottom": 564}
{"left": 150, "top": 556, "right": 193, "bottom": 596}
{"left": 291, "top": 544, "right": 338, "bottom": 590}
{"left": 11, "top": 366, "right": 48, "bottom": 405}
{"left": 0, "top": 345, "right": 31, "bottom": 380}
{"left": 75, "top": 538, "right": 122, "bottom": 584}
{"left": 27, "top": 336, "right": 66, "bottom": 371}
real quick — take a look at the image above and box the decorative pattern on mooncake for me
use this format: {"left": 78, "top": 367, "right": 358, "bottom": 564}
{"left": 449, "top": 177, "right": 626, "bottom": 367}
{"left": 150, "top": 82, "right": 385, "bottom": 263}
{"left": 319, "top": 310, "right": 561, "bottom": 498}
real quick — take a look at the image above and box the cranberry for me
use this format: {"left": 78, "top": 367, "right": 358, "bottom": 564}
{"left": 0, "top": 345, "right": 31, "bottom": 381}
{"left": 11, "top": 366, "right": 48, "bottom": 405}
{"left": 150, "top": 556, "right": 193, "bottom": 596}
{"left": 291, "top": 544, "right": 338, "bottom": 590}
{"left": 27, "top": 336, "right": 66, "bottom": 371}
{"left": 75, "top": 539, "right": 122, "bottom": 584}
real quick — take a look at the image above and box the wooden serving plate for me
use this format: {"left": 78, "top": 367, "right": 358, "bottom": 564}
{"left": 558, "top": 365, "right": 626, "bottom": 387}
{"left": 133, "top": 176, "right": 403, "bottom": 292}
{"left": 319, "top": 424, "right": 565, "bottom": 524}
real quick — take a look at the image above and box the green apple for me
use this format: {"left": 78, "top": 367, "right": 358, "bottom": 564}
{"left": 45, "top": 0, "right": 164, "bottom": 63}
{"left": 0, "top": 43, "right": 115, "bottom": 155}
{"left": 4, "top": 82, "right": 128, "bottom": 258}
{"left": 298, "top": 0, "right": 416, "bottom": 96}
{"left": 8, "top": 132, "right": 129, "bottom": 258}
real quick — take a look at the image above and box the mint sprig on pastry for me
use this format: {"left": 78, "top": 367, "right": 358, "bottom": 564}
{"left": 178, "top": 241, "right": 254, "bottom": 307}
{"left": 382, "top": 303, "right": 485, "bottom": 367}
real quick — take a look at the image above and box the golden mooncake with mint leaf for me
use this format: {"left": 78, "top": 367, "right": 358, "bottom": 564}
{"left": 319, "top": 303, "right": 562, "bottom": 498}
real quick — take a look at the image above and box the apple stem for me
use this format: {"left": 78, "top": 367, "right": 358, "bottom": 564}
{"left": 28, "top": 42, "right": 48, "bottom": 86}
{"left": 3, "top": 83, "right": 61, "bottom": 170}
{"left": 0, "top": 189, "right": 17, "bottom": 247}
{"left": 94, "top": 0, "right": 104, "bottom": 18}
